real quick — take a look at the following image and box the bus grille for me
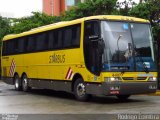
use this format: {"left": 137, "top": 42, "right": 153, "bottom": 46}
{"left": 122, "top": 77, "right": 147, "bottom": 80}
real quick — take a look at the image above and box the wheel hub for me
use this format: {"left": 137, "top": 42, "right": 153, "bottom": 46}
{"left": 15, "top": 79, "right": 19, "bottom": 88}
{"left": 23, "top": 78, "right": 27, "bottom": 89}
{"left": 77, "top": 83, "right": 86, "bottom": 97}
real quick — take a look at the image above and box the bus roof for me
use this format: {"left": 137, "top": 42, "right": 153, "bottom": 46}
{"left": 3, "top": 15, "right": 149, "bottom": 41}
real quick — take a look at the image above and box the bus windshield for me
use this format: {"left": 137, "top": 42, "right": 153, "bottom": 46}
{"left": 101, "top": 21, "right": 156, "bottom": 72}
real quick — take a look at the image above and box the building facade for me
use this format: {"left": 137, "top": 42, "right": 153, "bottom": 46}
{"left": 43, "top": 0, "right": 84, "bottom": 16}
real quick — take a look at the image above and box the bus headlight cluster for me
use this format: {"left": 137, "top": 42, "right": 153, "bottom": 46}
{"left": 148, "top": 77, "right": 157, "bottom": 82}
{"left": 104, "top": 77, "right": 121, "bottom": 82}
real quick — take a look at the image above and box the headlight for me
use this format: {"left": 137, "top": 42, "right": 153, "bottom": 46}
{"left": 105, "top": 77, "right": 121, "bottom": 82}
{"left": 148, "top": 77, "right": 157, "bottom": 82}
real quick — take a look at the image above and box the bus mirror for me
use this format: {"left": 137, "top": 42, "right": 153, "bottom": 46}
{"left": 89, "top": 35, "right": 99, "bottom": 41}
{"left": 89, "top": 35, "right": 99, "bottom": 48}
{"left": 89, "top": 35, "right": 105, "bottom": 53}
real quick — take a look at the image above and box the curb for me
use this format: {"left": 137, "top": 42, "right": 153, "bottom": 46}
{"left": 148, "top": 91, "right": 160, "bottom": 96}
{"left": 155, "top": 91, "right": 160, "bottom": 96}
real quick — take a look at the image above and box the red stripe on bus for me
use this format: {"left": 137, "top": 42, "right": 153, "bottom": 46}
{"left": 68, "top": 70, "right": 73, "bottom": 79}
{"left": 65, "top": 67, "right": 71, "bottom": 79}
{"left": 9, "top": 59, "right": 16, "bottom": 76}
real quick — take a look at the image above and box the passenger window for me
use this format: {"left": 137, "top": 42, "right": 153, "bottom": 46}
{"left": 54, "top": 30, "right": 62, "bottom": 49}
{"left": 14, "top": 39, "right": 19, "bottom": 53}
{"left": 72, "top": 24, "right": 80, "bottom": 47}
{"left": 63, "top": 24, "right": 81, "bottom": 48}
{"left": 2, "top": 41, "right": 7, "bottom": 55}
{"left": 48, "top": 31, "right": 54, "bottom": 49}
{"left": 27, "top": 36, "right": 36, "bottom": 52}
{"left": 2, "top": 24, "right": 81, "bottom": 56}
{"left": 36, "top": 33, "right": 47, "bottom": 51}
{"left": 63, "top": 28, "right": 72, "bottom": 48}
{"left": 8, "top": 40, "right": 14, "bottom": 54}
{"left": 18, "top": 38, "right": 25, "bottom": 53}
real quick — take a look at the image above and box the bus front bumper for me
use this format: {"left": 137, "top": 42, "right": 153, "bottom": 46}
{"left": 86, "top": 82, "right": 157, "bottom": 96}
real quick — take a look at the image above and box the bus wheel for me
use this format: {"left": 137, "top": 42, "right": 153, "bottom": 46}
{"left": 116, "top": 95, "right": 130, "bottom": 100}
{"left": 22, "top": 74, "right": 30, "bottom": 92}
{"left": 14, "top": 74, "right": 22, "bottom": 91}
{"left": 74, "top": 78, "right": 91, "bottom": 101}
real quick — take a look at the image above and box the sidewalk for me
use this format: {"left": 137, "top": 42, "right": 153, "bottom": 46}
{"left": 148, "top": 90, "right": 160, "bottom": 96}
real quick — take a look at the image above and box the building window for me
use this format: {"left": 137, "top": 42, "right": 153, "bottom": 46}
{"left": 66, "top": 0, "right": 75, "bottom": 6}
{"left": 65, "top": 0, "right": 81, "bottom": 10}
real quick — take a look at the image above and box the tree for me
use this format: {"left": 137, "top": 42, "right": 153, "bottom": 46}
{"left": 10, "top": 12, "right": 61, "bottom": 34}
{"left": 61, "top": 0, "right": 117, "bottom": 20}
{"left": 129, "top": 0, "right": 160, "bottom": 41}
{"left": 0, "top": 16, "right": 10, "bottom": 41}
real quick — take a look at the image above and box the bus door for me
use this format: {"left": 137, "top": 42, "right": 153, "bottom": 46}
{"left": 84, "top": 20, "right": 104, "bottom": 76}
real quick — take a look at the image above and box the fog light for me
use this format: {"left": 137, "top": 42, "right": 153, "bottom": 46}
{"left": 149, "top": 85, "right": 157, "bottom": 89}
{"left": 110, "top": 86, "right": 120, "bottom": 90}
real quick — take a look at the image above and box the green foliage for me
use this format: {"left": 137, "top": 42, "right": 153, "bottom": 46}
{"left": 129, "top": 0, "right": 160, "bottom": 41}
{"left": 61, "top": 0, "right": 117, "bottom": 21}
{"left": 0, "top": 16, "right": 10, "bottom": 41}
{"left": 10, "top": 12, "right": 61, "bottom": 34}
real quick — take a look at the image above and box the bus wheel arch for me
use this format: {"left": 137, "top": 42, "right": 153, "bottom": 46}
{"left": 21, "top": 72, "right": 26, "bottom": 79}
{"left": 13, "top": 73, "right": 22, "bottom": 91}
{"left": 72, "top": 73, "right": 91, "bottom": 101}
{"left": 71, "top": 73, "right": 83, "bottom": 92}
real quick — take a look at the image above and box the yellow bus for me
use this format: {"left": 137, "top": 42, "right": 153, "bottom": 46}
{"left": 1, "top": 15, "right": 157, "bottom": 101}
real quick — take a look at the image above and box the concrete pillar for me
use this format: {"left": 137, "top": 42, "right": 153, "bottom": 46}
{"left": 43, "top": 0, "right": 52, "bottom": 16}
{"left": 53, "top": 0, "right": 61, "bottom": 16}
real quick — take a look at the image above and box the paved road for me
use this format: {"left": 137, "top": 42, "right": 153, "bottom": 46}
{"left": 0, "top": 81, "right": 160, "bottom": 120}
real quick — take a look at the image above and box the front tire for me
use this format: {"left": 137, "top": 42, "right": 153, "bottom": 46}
{"left": 14, "top": 74, "right": 22, "bottom": 91}
{"left": 22, "top": 74, "right": 30, "bottom": 92}
{"left": 74, "top": 78, "right": 91, "bottom": 101}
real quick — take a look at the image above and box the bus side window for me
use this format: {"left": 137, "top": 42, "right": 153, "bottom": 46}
{"left": 63, "top": 27, "right": 72, "bottom": 48}
{"left": 36, "top": 33, "right": 48, "bottom": 51}
{"left": 8, "top": 40, "right": 14, "bottom": 55}
{"left": 48, "top": 31, "right": 54, "bottom": 50}
{"left": 2, "top": 41, "right": 7, "bottom": 56}
{"left": 57, "top": 30, "right": 63, "bottom": 49}
{"left": 27, "top": 36, "right": 36, "bottom": 52}
{"left": 72, "top": 24, "right": 80, "bottom": 47}
{"left": 14, "top": 39, "right": 19, "bottom": 53}
{"left": 63, "top": 24, "right": 81, "bottom": 48}
{"left": 54, "top": 30, "right": 62, "bottom": 49}
{"left": 23, "top": 37, "right": 28, "bottom": 53}
{"left": 3, "top": 40, "right": 14, "bottom": 55}
{"left": 18, "top": 38, "right": 25, "bottom": 53}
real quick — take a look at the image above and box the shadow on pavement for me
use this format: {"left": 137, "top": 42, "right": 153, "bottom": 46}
{"left": 27, "top": 88, "right": 146, "bottom": 104}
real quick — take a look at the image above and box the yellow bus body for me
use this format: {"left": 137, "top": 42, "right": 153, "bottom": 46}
{"left": 1, "top": 15, "right": 157, "bottom": 100}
